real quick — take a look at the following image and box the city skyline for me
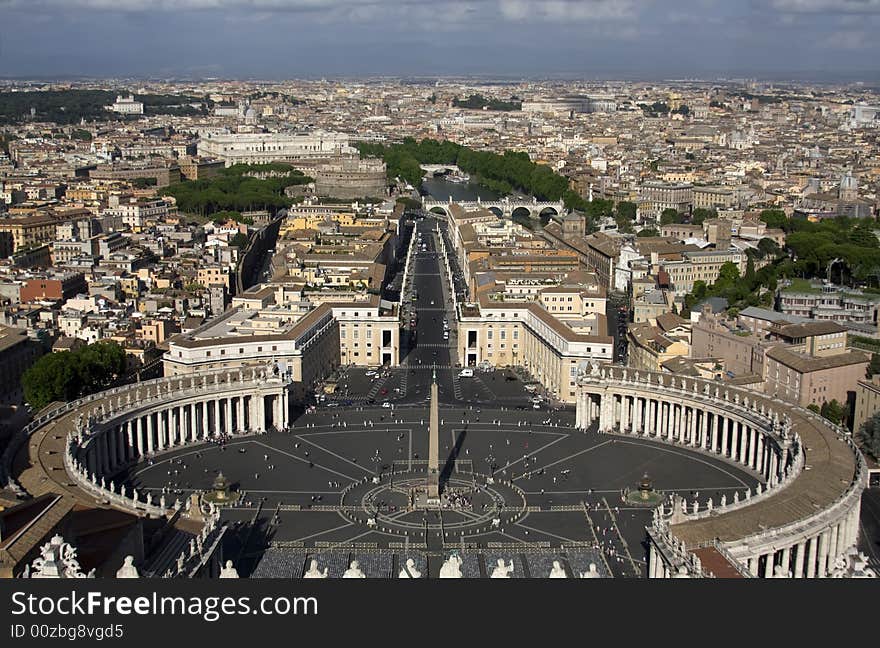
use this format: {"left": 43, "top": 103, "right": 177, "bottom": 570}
{"left": 2, "top": 0, "right": 880, "bottom": 79}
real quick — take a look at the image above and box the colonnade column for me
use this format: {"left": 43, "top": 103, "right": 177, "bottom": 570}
{"left": 121, "top": 424, "right": 129, "bottom": 464}
{"left": 828, "top": 523, "right": 840, "bottom": 569}
{"left": 147, "top": 412, "right": 155, "bottom": 454}
{"left": 735, "top": 423, "right": 743, "bottom": 464}
{"left": 718, "top": 416, "right": 727, "bottom": 456}
{"left": 136, "top": 416, "right": 144, "bottom": 457}
{"left": 780, "top": 547, "right": 791, "bottom": 577}
{"left": 817, "top": 531, "right": 829, "bottom": 577}
{"left": 793, "top": 541, "right": 806, "bottom": 578}
{"left": 700, "top": 410, "right": 709, "bottom": 449}
{"left": 673, "top": 404, "right": 681, "bottom": 441}
{"left": 806, "top": 536, "right": 818, "bottom": 578}
{"left": 177, "top": 406, "right": 184, "bottom": 445}
{"left": 237, "top": 396, "right": 244, "bottom": 434}
{"left": 189, "top": 403, "right": 198, "bottom": 442}
{"left": 757, "top": 434, "right": 765, "bottom": 474}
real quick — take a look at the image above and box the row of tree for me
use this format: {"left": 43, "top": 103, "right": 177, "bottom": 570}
{"left": 758, "top": 210, "right": 880, "bottom": 285}
{"left": 161, "top": 164, "right": 311, "bottom": 217}
{"left": 0, "top": 90, "right": 206, "bottom": 125}
{"left": 452, "top": 94, "right": 521, "bottom": 111}
{"left": 355, "top": 137, "right": 591, "bottom": 213}
{"left": 23, "top": 342, "right": 127, "bottom": 411}
{"left": 681, "top": 248, "right": 785, "bottom": 317}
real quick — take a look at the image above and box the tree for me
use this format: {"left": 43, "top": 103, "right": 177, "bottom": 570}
{"left": 757, "top": 237, "right": 781, "bottom": 258}
{"left": 691, "top": 207, "right": 715, "bottom": 226}
{"left": 614, "top": 201, "right": 637, "bottom": 234}
{"left": 230, "top": 232, "right": 249, "bottom": 247}
{"left": 759, "top": 209, "right": 788, "bottom": 230}
{"left": 820, "top": 399, "right": 846, "bottom": 426}
{"left": 22, "top": 341, "right": 127, "bottom": 411}
{"left": 616, "top": 201, "right": 637, "bottom": 221}
{"left": 132, "top": 177, "right": 157, "bottom": 189}
{"left": 615, "top": 213, "right": 634, "bottom": 233}
{"left": 716, "top": 261, "right": 740, "bottom": 287}
{"left": 857, "top": 411, "right": 880, "bottom": 461}
{"left": 867, "top": 353, "right": 880, "bottom": 379}
{"left": 637, "top": 228, "right": 659, "bottom": 237}
{"left": 660, "top": 208, "right": 682, "bottom": 225}
{"left": 396, "top": 197, "right": 421, "bottom": 210}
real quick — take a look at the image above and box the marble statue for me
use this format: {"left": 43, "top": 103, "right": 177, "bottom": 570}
{"left": 116, "top": 555, "right": 139, "bottom": 579}
{"left": 27, "top": 535, "right": 94, "bottom": 579}
{"left": 303, "top": 559, "right": 328, "bottom": 579}
{"left": 219, "top": 560, "right": 239, "bottom": 578}
{"left": 672, "top": 565, "right": 691, "bottom": 578}
{"left": 398, "top": 558, "right": 422, "bottom": 578}
{"left": 343, "top": 560, "right": 366, "bottom": 578}
{"left": 439, "top": 554, "right": 463, "bottom": 578}
{"left": 490, "top": 558, "right": 514, "bottom": 578}
{"left": 580, "top": 563, "right": 600, "bottom": 579}
{"left": 548, "top": 560, "right": 567, "bottom": 578}
{"left": 830, "top": 548, "right": 877, "bottom": 578}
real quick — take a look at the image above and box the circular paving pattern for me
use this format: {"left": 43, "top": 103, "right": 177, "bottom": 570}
{"left": 338, "top": 469, "right": 527, "bottom": 538}
{"left": 124, "top": 403, "right": 762, "bottom": 577}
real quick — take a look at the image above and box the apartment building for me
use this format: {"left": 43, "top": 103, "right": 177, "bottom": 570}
{"left": 659, "top": 249, "right": 745, "bottom": 295}
{"left": 764, "top": 345, "right": 868, "bottom": 409}
{"left": 638, "top": 182, "right": 693, "bottom": 218}
{"left": 457, "top": 298, "right": 613, "bottom": 403}
{"left": 778, "top": 280, "right": 880, "bottom": 325}
{"left": 853, "top": 376, "right": 880, "bottom": 434}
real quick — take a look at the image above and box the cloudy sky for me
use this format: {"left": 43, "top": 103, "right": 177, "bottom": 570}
{"left": 1, "top": 0, "right": 879, "bottom": 79}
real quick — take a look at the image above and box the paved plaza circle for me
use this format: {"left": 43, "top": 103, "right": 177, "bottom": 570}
{"left": 338, "top": 469, "right": 528, "bottom": 537}
{"left": 125, "top": 403, "right": 760, "bottom": 577}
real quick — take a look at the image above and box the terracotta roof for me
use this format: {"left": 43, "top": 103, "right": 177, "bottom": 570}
{"left": 765, "top": 346, "right": 868, "bottom": 373}
{"left": 769, "top": 321, "right": 846, "bottom": 339}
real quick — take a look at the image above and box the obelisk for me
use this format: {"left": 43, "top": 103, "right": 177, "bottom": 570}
{"left": 427, "top": 366, "right": 440, "bottom": 499}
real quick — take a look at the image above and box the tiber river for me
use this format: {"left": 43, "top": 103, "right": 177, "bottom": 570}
{"left": 420, "top": 177, "right": 501, "bottom": 203}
